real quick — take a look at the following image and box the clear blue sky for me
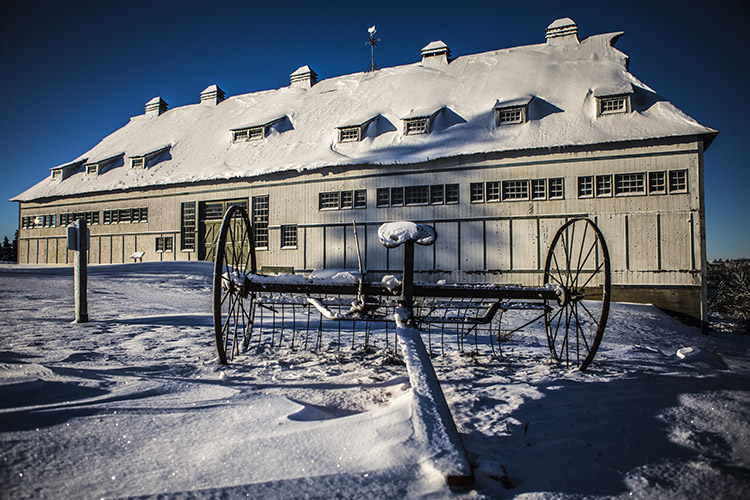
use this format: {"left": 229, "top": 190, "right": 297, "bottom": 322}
{"left": 1, "top": 0, "right": 746, "bottom": 259}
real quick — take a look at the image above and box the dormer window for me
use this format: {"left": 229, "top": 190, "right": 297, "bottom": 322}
{"left": 339, "top": 128, "right": 360, "bottom": 142}
{"left": 50, "top": 159, "right": 86, "bottom": 182}
{"left": 336, "top": 115, "right": 379, "bottom": 143}
{"left": 231, "top": 117, "right": 286, "bottom": 143}
{"left": 405, "top": 118, "right": 429, "bottom": 135}
{"left": 129, "top": 146, "right": 170, "bottom": 169}
{"left": 402, "top": 107, "right": 444, "bottom": 136}
{"left": 85, "top": 153, "right": 123, "bottom": 177}
{"left": 494, "top": 96, "right": 532, "bottom": 127}
{"left": 594, "top": 84, "right": 633, "bottom": 116}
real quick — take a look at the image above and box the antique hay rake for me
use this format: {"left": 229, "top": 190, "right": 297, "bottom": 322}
{"left": 211, "top": 206, "right": 612, "bottom": 371}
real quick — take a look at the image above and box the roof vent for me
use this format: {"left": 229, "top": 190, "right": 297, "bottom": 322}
{"left": 546, "top": 18, "right": 579, "bottom": 45}
{"left": 145, "top": 96, "right": 168, "bottom": 117}
{"left": 421, "top": 40, "right": 450, "bottom": 67}
{"left": 290, "top": 66, "right": 318, "bottom": 88}
{"left": 200, "top": 85, "right": 225, "bottom": 106}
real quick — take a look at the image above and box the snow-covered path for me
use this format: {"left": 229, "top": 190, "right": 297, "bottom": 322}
{"left": 1, "top": 263, "right": 749, "bottom": 499}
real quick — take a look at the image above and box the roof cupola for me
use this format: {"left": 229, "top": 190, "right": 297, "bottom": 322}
{"left": 145, "top": 96, "right": 168, "bottom": 117}
{"left": 546, "top": 18, "right": 579, "bottom": 45}
{"left": 200, "top": 85, "right": 225, "bottom": 106}
{"left": 290, "top": 66, "right": 318, "bottom": 88}
{"left": 421, "top": 40, "right": 450, "bottom": 67}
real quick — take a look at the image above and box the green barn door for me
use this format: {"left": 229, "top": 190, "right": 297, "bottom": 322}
{"left": 198, "top": 199, "right": 248, "bottom": 261}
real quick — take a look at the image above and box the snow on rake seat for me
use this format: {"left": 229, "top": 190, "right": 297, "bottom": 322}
{"left": 211, "top": 206, "right": 612, "bottom": 484}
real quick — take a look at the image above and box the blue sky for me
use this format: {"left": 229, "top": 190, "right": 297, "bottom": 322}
{"left": 1, "top": 0, "right": 747, "bottom": 259}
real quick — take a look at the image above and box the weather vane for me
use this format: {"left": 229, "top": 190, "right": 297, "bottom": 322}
{"left": 366, "top": 25, "right": 380, "bottom": 72}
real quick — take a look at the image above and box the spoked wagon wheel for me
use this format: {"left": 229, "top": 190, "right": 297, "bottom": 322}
{"left": 543, "top": 218, "right": 611, "bottom": 370}
{"left": 213, "top": 205, "right": 257, "bottom": 365}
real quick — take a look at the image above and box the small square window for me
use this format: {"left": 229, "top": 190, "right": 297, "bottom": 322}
{"left": 495, "top": 106, "right": 525, "bottom": 126}
{"left": 486, "top": 181, "right": 501, "bottom": 202}
{"left": 377, "top": 188, "right": 390, "bottom": 207}
{"left": 319, "top": 192, "right": 340, "bottom": 210}
{"left": 281, "top": 225, "right": 298, "bottom": 249}
{"left": 404, "top": 118, "right": 429, "bottom": 135}
{"left": 578, "top": 176, "right": 594, "bottom": 198}
{"left": 596, "top": 175, "right": 612, "bottom": 197}
{"left": 668, "top": 170, "right": 688, "bottom": 193}
{"left": 502, "top": 180, "right": 528, "bottom": 201}
{"left": 648, "top": 171, "right": 666, "bottom": 194}
{"left": 615, "top": 173, "right": 645, "bottom": 195}
{"left": 470, "top": 182, "right": 484, "bottom": 203}
{"left": 131, "top": 157, "right": 144, "bottom": 169}
{"left": 339, "top": 127, "right": 360, "bottom": 143}
{"left": 531, "top": 179, "right": 546, "bottom": 200}
{"left": 156, "top": 236, "right": 173, "bottom": 253}
{"left": 445, "top": 184, "right": 459, "bottom": 204}
{"left": 598, "top": 95, "right": 629, "bottom": 115}
{"left": 549, "top": 178, "right": 564, "bottom": 199}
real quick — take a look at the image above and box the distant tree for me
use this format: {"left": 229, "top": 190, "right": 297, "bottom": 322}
{"left": 12, "top": 231, "right": 17, "bottom": 262}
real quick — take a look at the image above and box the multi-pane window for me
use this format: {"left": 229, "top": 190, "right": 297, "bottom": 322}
{"left": 155, "top": 236, "right": 173, "bottom": 252}
{"left": 233, "top": 126, "right": 264, "bottom": 142}
{"left": 669, "top": 170, "right": 688, "bottom": 193}
{"left": 181, "top": 202, "right": 196, "bottom": 251}
{"left": 22, "top": 214, "right": 58, "bottom": 228}
{"left": 596, "top": 175, "right": 612, "bottom": 197}
{"left": 60, "top": 211, "right": 99, "bottom": 226}
{"left": 531, "top": 179, "right": 546, "bottom": 200}
{"left": 390, "top": 187, "right": 404, "bottom": 206}
{"left": 502, "top": 180, "right": 529, "bottom": 201}
{"left": 648, "top": 171, "right": 666, "bottom": 194}
{"left": 252, "top": 195, "right": 269, "bottom": 249}
{"left": 404, "top": 118, "right": 429, "bottom": 135}
{"left": 598, "top": 96, "right": 629, "bottom": 115}
{"left": 339, "top": 127, "right": 360, "bottom": 143}
{"left": 495, "top": 107, "right": 524, "bottom": 125}
{"left": 548, "top": 178, "right": 564, "bottom": 199}
{"left": 318, "top": 190, "right": 366, "bottom": 210}
{"left": 486, "top": 181, "right": 501, "bottom": 202}
{"left": 430, "top": 185, "right": 444, "bottom": 205}
{"left": 203, "top": 202, "right": 225, "bottom": 220}
{"left": 470, "top": 182, "right": 484, "bottom": 203}
{"left": 445, "top": 184, "right": 459, "bottom": 204}
{"left": 578, "top": 176, "right": 594, "bottom": 198}
{"left": 614, "top": 173, "right": 645, "bottom": 195}
{"left": 377, "top": 188, "right": 390, "bottom": 207}
{"left": 131, "top": 157, "right": 145, "bottom": 168}
{"left": 102, "top": 208, "right": 146, "bottom": 224}
{"left": 405, "top": 186, "right": 429, "bottom": 205}
{"left": 377, "top": 184, "right": 458, "bottom": 207}
{"left": 281, "top": 225, "right": 298, "bottom": 249}
{"left": 319, "top": 192, "right": 340, "bottom": 210}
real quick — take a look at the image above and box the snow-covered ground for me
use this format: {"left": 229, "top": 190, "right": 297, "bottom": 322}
{"left": 1, "top": 262, "right": 748, "bottom": 499}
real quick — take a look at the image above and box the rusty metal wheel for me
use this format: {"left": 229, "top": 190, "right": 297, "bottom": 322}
{"left": 213, "top": 205, "right": 256, "bottom": 364}
{"left": 543, "top": 218, "right": 611, "bottom": 370}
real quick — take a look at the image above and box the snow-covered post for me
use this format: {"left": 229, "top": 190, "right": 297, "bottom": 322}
{"left": 378, "top": 221, "right": 473, "bottom": 486}
{"left": 67, "top": 219, "right": 89, "bottom": 323}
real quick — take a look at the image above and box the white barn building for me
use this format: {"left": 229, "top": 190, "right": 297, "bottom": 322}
{"left": 12, "top": 18, "right": 717, "bottom": 325}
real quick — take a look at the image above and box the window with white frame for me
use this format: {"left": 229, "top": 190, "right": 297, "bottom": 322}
{"left": 405, "top": 186, "right": 429, "bottom": 205}
{"left": 502, "top": 180, "right": 529, "bottom": 201}
{"left": 495, "top": 106, "right": 525, "bottom": 125}
{"left": 614, "top": 173, "right": 645, "bottom": 195}
{"left": 281, "top": 225, "right": 298, "bottom": 249}
{"left": 156, "top": 236, "right": 173, "bottom": 252}
{"left": 486, "top": 181, "right": 501, "bottom": 202}
{"left": 531, "top": 179, "right": 546, "bottom": 200}
{"left": 596, "top": 175, "right": 612, "bottom": 197}
{"left": 404, "top": 118, "right": 429, "bottom": 135}
{"left": 341, "top": 191, "right": 354, "bottom": 209}
{"left": 668, "top": 170, "right": 688, "bottom": 193}
{"left": 548, "top": 178, "right": 564, "bottom": 199}
{"left": 181, "top": 202, "right": 196, "bottom": 251}
{"left": 318, "top": 190, "right": 366, "bottom": 210}
{"left": 233, "top": 126, "right": 263, "bottom": 142}
{"left": 354, "top": 190, "right": 366, "bottom": 208}
{"left": 131, "top": 157, "right": 145, "bottom": 168}
{"left": 598, "top": 95, "right": 629, "bottom": 115}
{"left": 648, "top": 171, "right": 666, "bottom": 194}
{"left": 252, "top": 195, "right": 269, "bottom": 249}
{"left": 319, "top": 192, "right": 340, "bottom": 210}
{"left": 339, "top": 127, "right": 360, "bottom": 143}
{"left": 578, "top": 176, "right": 594, "bottom": 198}
{"left": 470, "top": 182, "right": 484, "bottom": 203}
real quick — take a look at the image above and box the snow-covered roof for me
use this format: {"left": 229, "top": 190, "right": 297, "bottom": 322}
{"left": 13, "top": 21, "right": 717, "bottom": 202}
